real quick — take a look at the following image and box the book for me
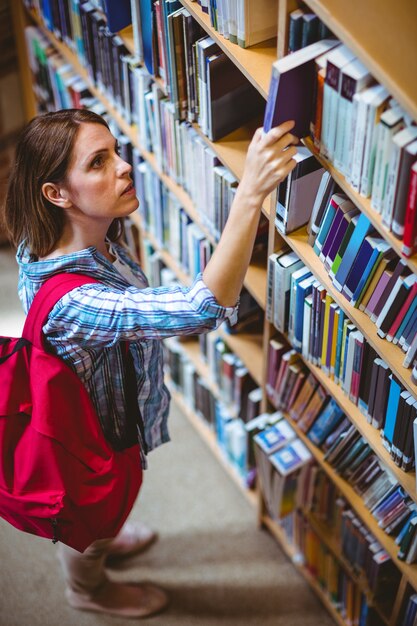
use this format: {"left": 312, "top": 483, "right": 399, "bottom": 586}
{"left": 263, "top": 38, "right": 339, "bottom": 139}
{"left": 313, "top": 193, "right": 347, "bottom": 256}
{"left": 377, "top": 274, "right": 417, "bottom": 339}
{"left": 102, "top": 0, "right": 131, "bottom": 33}
{"left": 273, "top": 250, "right": 304, "bottom": 333}
{"left": 269, "top": 439, "right": 313, "bottom": 475}
{"left": 371, "top": 106, "right": 405, "bottom": 213}
{"left": 383, "top": 130, "right": 417, "bottom": 232}
{"left": 253, "top": 420, "right": 296, "bottom": 455}
{"left": 350, "top": 238, "right": 391, "bottom": 307}
{"left": 206, "top": 51, "right": 264, "bottom": 141}
{"left": 293, "top": 275, "right": 315, "bottom": 352}
{"left": 275, "top": 147, "right": 324, "bottom": 235}
{"left": 357, "top": 343, "right": 377, "bottom": 415}
{"left": 329, "top": 214, "right": 359, "bottom": 280}
{"left": 306, "top": 170, "right": 336, "bottom": 246}
{"left": 324, "top": 208, "right": 359, "bottom": 273}
{"left": 370, "top": 259, "right": 410, "bottom": 323}
{"left": 236, "top": 0, "right": 279, "bottom": 48}
{"left": 370, "top": 360, "right": 390, "bottom": 430}
{"left": 319, "top": 197, "right": 356, "bottom": 264}
{"left": 307, "top": 399, "right": 345, "bottom": 447}
{"left": 333, "top": 213, "right": 372, "bottom": 292}
{"left": 382, "top": 375, "right": 403, "bottom": 452}
{"left": 320, "top": 44, "right": 356, "bottom": 160}
{"left": 288, "top": 9, "right": 304, "bottom": 53}
{"left": 349, "top": 84, "right": 389, "bottom": 191}
{"left": 341, "top": 233, "right": 382, "bottom": 301}
{"left": 333, "top": 57, "right": 373, "bottom": 177}
{"left": 288, "top": 265, "right": 312, "bottom": 344}
{"left": 402, "top": 162, "right": 417, "bottom": 257}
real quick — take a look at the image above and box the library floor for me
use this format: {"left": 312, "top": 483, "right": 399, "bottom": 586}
{"left": 0, "top": 245, "right": 334, "bottom": 626}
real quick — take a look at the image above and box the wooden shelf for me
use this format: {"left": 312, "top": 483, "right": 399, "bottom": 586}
{"left": 303, "top": 0, "right": 417, "bottom": 122}
{"left": 304, "top": 137, "right": 417, "bottom": 276}
{"left": 280, "top": 409, "right": 417, "bottom": 591}
{"left": 169, "top": 386, "right": 258, "bottom": 508}
{"left": 261, "top": 514, "right": 347, "bottom": 626}
{"left": 179, "top": 0, "right": 277, "bottom": 99}
{"left": 281, "top": 226, "right": 417, "bottom": 400}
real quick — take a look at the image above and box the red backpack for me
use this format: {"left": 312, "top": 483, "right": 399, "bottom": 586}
{"left": 0, "top": 273, "right": 142, "bottom": 552}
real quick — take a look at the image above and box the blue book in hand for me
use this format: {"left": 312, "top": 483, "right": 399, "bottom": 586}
{"left": 333, "top": 213, "right": 372, "bottom": 292}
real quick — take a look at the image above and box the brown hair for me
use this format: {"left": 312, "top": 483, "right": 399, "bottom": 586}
{"left": 3, "top": 108, "right": 124, "bottom": 257}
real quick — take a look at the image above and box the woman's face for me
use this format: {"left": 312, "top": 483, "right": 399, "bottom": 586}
{"left": 61, "top": 123, "right": 139, "bottom": 222}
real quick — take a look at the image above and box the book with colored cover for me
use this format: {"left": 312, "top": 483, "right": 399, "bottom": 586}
{"left": 253, "top": 420, "right": 296, "bottom": 455}
{"left": 376, "top": 274, "right": 417, "bottom": 338}
{"left": 319, "top": 196, "right": 355, "bottom": 263}
{"left": 320, "top": 293, "right": 334, "bottom": 374}
{"left": 293, "top": 275, "right": 316, "bottom": 351}
{"left": 288, "top": 265, "right": 312, "bottom": 345}
{"left": 269, "top": 439, "right": 313, "bottom": 475}
{"left": 263, "top": 38, "right": 339, "bottom": 139}
{"left": 392, "top": 139, "right": 417, "bottom": 239}
{"left": 333, "top": 308, "right": 346, "bottom": 384}
{"left": 381, "top": 375, "right": 403, "bottom": 452}
{"left": 341, "top": 233, "right": 383, "bottom": 301}
{"left": 401, "top": 310, "right": 417, "bottom": 351}
{"left": 307, "top": 170, "right": 336, "bottom": 246}
{"left": 402, "top": 162, "right": 417, "bottom": 257}
{"left": 351, "top": 241, "right": 393, "bottom": 308}
{"left": 364, "top": 270, "right": 392, "bottom": 318}
{"left": 266, "top": 247, "right": 290, "bottom": 323}
{"left": 298, "top": 384, "right": 328, "bottom": 434}
{"left": 358, "top": 86, "right": 390, "bottom": 198}
{"left": 350, "top": 331, "right": 365, "bottom": 404}
{"left": 329, "top": 213, "right": 359, "bottom": 280}
{"left": 313, "top": 193, "right": 347, "bottom": 256}
{"left": 302, "top": 294, "right": 313, "bottom": 360}
{"left": 275, "top": 147, "right": 324, "bottom": 234}
{"left": 307, "top": 399, "right": 345, "bottom": 446}
{"left": 333, "top": 213, "right": 372, "bottom": 292}
{"left": 324, "top": 207, "right": 359, "bottom": 272}
{"left": 290, "top": 372, "right": 318, "bottom": 421}
{"left": 359, "top": 252, "right": 397, "bottom": 312}
{"left": 371, "top": 259, "right": 410, "bottom": 323}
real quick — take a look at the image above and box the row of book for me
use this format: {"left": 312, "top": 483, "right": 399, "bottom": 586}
{"left": 264, "top": 38, "right": 417, "bottom": 257}
{"left": 203, "top": 0, "right": 278, "bottom": 49}
{"left": 267, "top": 318, "right": 417, "bottom": 475}
{"left": 311, "top": 191, "right": 417, "bottom": 373}
{"left": 258, "top": 461, "right": 395, "bottom": 625}
{"left": 287, "top": 8, "right": 334, "bottom": 55}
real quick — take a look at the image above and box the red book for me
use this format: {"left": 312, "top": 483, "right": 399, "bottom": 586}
{"left": 387, "top": 282, "right": 417, "bottom": 341}
{"left": 402, "top": 162, "right": 417, "bottom": 257}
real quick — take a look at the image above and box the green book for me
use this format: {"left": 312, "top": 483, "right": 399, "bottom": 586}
{"left": 329, "top": 214, "right": 359, "bottom": 280}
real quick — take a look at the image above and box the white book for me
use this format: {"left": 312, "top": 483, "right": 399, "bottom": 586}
{"left": 288, "top": 265, "right": 311, "bottom": 344}
{"left": 320, "top": 44, "right": 356, "bottom": 160}
{"left": 273, "top": 251, "right": 304, "bottom": 333}
{"left": 302, "top": 294, "right": 313, "bottom": 360}
{"left": 359, "top": 86, "right": 390, "bottom": 197}
{"left": 381, "top": 126, "right": 417, "bottom": 230}
{"left": 228, "top": 0, "right": 238, "bottom": 43}
{"left": 196, "top": 37, "right": 218, "bottom": 135}
{"left": 333, "top": 58, "right": 373, "bottom": 176}
{"left": 349, "top": 84, "right": 388, "bottom": 190}
{"left": 370, "top": 106, "right": 404, "bottom": 213}
{"left": 342, "top": 329, "right": 361, "bottom": 397}
{"left": 222, "top": 0, "right": 230, "bottom": 39}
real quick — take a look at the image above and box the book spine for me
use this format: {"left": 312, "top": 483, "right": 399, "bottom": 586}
{"left": 402, "top": 164, "right": 417, "bottom": 257}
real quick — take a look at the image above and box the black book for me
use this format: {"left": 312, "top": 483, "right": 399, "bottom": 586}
{"left": 392, "top": 391, "right": 411, "bottom": 465}
{"left": 402, "top": 399, "right": 417, "bottom": 472}
{"left": 377, "top": 276, "right": 415, "bottom": 338}
{"left": 371, "top": 361, "right": 391, "bottom": 430}
{"left": 357, "top": 343, "right": 378, "bottom": 415}
{"left": 79, "top": 2, "right": 97, "bottom": 83}
{"left": 90, "top": 10, "right": 106, "bottom": 85}
{"left": 366, "top": 357, "right": 381, "bottom": 424}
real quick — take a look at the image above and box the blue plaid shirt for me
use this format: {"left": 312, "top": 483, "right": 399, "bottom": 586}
{"left": 17, "top": 241, "right": 237, "bottom": 467}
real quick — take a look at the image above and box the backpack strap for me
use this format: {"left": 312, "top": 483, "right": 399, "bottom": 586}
{"left": 22, "top": 273, "right": 100, "bottom": 349}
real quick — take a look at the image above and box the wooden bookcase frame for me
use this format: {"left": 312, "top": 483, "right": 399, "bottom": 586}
{"left": 12, "top": 0, "right": 417, "bottom": 623}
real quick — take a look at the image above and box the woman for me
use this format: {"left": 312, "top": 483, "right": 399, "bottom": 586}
{"left": 3, "top": 109, "right": 297, "bottom": 618}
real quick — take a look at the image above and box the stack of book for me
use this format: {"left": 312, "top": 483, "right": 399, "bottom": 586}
{"left": 287, "top": 8, "right": 334, "bottom": 55}
{"left": 205, "top": 0, "right": 278, "bottom": 49}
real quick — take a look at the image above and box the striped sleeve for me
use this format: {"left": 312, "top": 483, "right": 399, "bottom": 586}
{"left": 44, "top": 274, "right": 239, "bottom": 348}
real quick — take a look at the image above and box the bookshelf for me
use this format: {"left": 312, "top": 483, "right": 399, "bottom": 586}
{"left": 12, "top": 1, "right": 417, "bottom": 624}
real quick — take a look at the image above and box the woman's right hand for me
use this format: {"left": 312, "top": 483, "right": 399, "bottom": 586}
{"left": 239, "top": 120, "right": 299, "bottom": 206}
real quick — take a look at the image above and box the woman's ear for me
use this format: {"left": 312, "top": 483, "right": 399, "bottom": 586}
{"left": 41, "top": 182, "right": 71, "bottom": 208}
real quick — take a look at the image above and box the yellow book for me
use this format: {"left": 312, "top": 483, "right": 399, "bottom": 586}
{"left": 358, "top": 255, "right": 391, "bottom": 311}
{"left": 330, "top": 304, "right": 339, "bottom": 380}
{"left": 320, "top": 294, "right": 333, "bottom": 369}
